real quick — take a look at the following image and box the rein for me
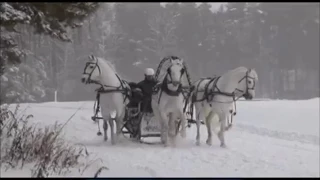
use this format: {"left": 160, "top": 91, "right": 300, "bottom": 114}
{"left": 84, "top": 57, "right": 131, "bottom": 103}
{"left": 190, "top": 69, "right": 255, "bottom": 129}
{"left": 91, "top": 78, "right": 131, "bottom": 136}
{"left": 91, "top": 76, "right": 130, "bottom": 118}
{"left": 153, "top": 56, "right": 194, "bottom": 128}
{"left": 154, "top": 59, "right": 190, "bottom": 103}
{"left": 84, "top": 56, "right": 131, "bottom": 135}
{"left": 235, "top": 69, "right": 256, "bottom": 97}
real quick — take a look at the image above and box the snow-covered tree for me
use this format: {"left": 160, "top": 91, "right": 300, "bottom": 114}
{"left": 141, "top": 5, "right": 180, "bottom": 58}
{"left": 0, "top": 2, "right": 100, "bottom": 104}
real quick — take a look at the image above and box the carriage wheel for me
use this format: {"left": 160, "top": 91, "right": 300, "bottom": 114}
{"left": 128, "top": 112, "right": 142, "bottom": 140}
{"left": 134, "top": 128, "right": 141, "bottom": 140}
{"left": 134, "top": 113, "right": 144, "bottom": 140}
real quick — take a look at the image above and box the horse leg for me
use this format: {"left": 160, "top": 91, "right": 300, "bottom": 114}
{"left": 168, "top": 112, "right": 177, "bottom": 146}
{"left": 205, "top": 110, "right": 214, "bottom": 146}
{"left": 179, "top": 109, "right": 187, "bottom": 139}
{"left": 217, "top": 112, "right": 227, "bottom": 148}
{"left": 225, "top": 113, "right": 231, "bottom": 131}
{"left": 108, "top": 114, "right": 116, "bottom": 145}
{"left": 115, "top": 109, "right": 125, "bottom": 142}
{"left": 195, "top": 103, "right": 204, "bottom": 146}
{"left": 151, "top": 101, "right": 164, "bottom": 144}
{"left": 159, "top": 116, "right": 166, "bottom": 144}
{"left": 160, "top": 111, "right": 169, "bottom": 147}
{"left": 103, "top": 118, "right": 108, "bottom": 141}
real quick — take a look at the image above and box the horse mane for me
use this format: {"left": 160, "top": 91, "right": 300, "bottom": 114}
{"left": 95, "top": 56, "right": 127, "bottom": 79}
{"left": 228, "top": 66, "right": 248, "bottom": 75}
{"left": 96, "top": 57, "right": 116, "bottom": 71}
{"left": 221, "top": 66, "right": 258, "bottom": 84}
{"left": 222, "top": 66, "right": 247, "bottom": 78}
{"left": 249, "top": 68, "right": 258, "bottom": 81}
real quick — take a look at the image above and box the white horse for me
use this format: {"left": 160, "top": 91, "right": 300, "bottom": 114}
{"left": 151, "top": 58, "right": 188, "bottom": 147}
{"left": 191, "top": 67, "right": 258, "bottom": 148}
{"left": 81, "top": 55, "right": 130, "bottom": 145}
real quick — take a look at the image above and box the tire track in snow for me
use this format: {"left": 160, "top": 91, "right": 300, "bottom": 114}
{"left": 30, "top": 104, "right": 94, "bottom": 111}
{"left": 133, "top": 165, "right": 157, "bottom": 177}
{"left": 235, "top": 123, "right": 319, "bottom": 145}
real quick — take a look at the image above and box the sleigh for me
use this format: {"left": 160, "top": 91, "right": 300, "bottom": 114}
{"left": 90, "top": 56, "right": 201, "bottom": 144}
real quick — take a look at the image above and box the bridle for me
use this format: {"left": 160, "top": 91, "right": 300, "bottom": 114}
{"left": 190, "top": 68, "right": 257, "bottom": 130}
{"left": 193, "top": 68, "right": 256, "bottom": 103}
{"left": 165, "top": 63, "right": 185, "bottom": 86}
{"left": 83, "top": 55, "right": 131, "bottom": 135}
{"left": 234, "top": 69, "right": 256, "bottom": 98}
{"left": 83, "top": 55, "right": 101, "bottom": 84}
{"left": 155, "top": 60, "right": 188, "bottom": 104}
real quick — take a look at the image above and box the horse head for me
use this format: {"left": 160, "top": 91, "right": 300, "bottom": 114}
{"left": 165, "top": 57, "right": 185, "bottom": 87}
{"left": 81, "top": 55, "right": 101, "bottom": 84}
{"left": 235, "top": 67, "right": 258, "bottom": 100}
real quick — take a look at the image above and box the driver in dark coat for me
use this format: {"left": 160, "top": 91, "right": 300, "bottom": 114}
{"left": 137, "top": 68, "right": 158, "bottom": 114}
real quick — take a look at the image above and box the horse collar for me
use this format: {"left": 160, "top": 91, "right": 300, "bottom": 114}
{"left": 161, "top": 79, "right": 182, "bottom": 97}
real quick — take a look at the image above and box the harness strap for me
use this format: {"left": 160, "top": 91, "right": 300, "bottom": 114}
{"left": 115, "top": 74, "right": 130, "bottom": 104}
{"left": 190, "top": 69, "right": 255, "bottom": 130}
{"left": 205, "top": 76, "right": 221, "bottom": 102}
{"left": 92, "top": 79, "right": 130, "bottom": 135}
{"left": 226, "top": 96, "right": 237, "bottom": 130}
{"left": 93, "top": 90, "right": 102, "bottom": 135}
{"left": 157, "top": 88, "right": 163, "bottom": 104}
{"left": 93, "top": 91, "right": 101, "bottom": 120}
{"left": 183, "top": 86, "right": 194, "bottom": 113}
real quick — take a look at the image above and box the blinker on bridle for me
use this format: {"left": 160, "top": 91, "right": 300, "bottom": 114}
{"left": 166, "top": 63, "right": 185, "bottom": 86}
{"left": 235, "top": 69, "right": 255, "bottom": 96}
{"left": 83, "top": 55, "right": 101, "bottom": 83}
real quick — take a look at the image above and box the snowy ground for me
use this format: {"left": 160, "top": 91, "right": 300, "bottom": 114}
{"left": 1, "top": 98, "right": 319, "bottom": 177}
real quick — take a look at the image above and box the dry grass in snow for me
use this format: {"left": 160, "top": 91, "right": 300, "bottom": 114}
{"left": 0, "top": 104, "right": 107, "bottom": 177}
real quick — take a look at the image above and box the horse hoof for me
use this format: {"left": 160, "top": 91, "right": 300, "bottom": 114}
{"left": 180, "top": 131, "right": 186, "bottom": 138}
{"left": 220, "top": 143, "right": 227, "bottom": 148}
{"left": 196, "top": 141, "right": 200, "bottom": 146}
{"left": 97, "top": 132, "right": 102, "bottom": 136}
{"left": 104, "top": 137, "right": 108, "bottom": 141}
{"left": 206, "top": 140, "right": 212, "bottom": 146}
{"left": 163, "top": 140, "right": 169, "bottom": 147}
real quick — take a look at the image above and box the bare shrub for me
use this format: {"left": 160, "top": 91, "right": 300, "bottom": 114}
{"left": 0, "top": 104, "right": 106, "bottom": 177}
{"left": 94, "top": 166, "right": 109, "bottom": 178}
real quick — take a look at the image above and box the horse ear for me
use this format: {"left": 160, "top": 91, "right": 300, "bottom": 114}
{"left": 252, "top": 68, "right": 258, "bottom": 80}
{"left": 180, "top": 58, "right": 184, "bottom": 64}
{"left": 169, "top": 57, "right": 173, "bottom": 63}
{"left": 89, "top": 55, "right": 95, "bottom": 61}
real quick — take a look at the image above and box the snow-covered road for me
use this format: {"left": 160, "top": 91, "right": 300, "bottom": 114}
{"left": 1, "top": 99, "right": 319, "bottom": 177}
